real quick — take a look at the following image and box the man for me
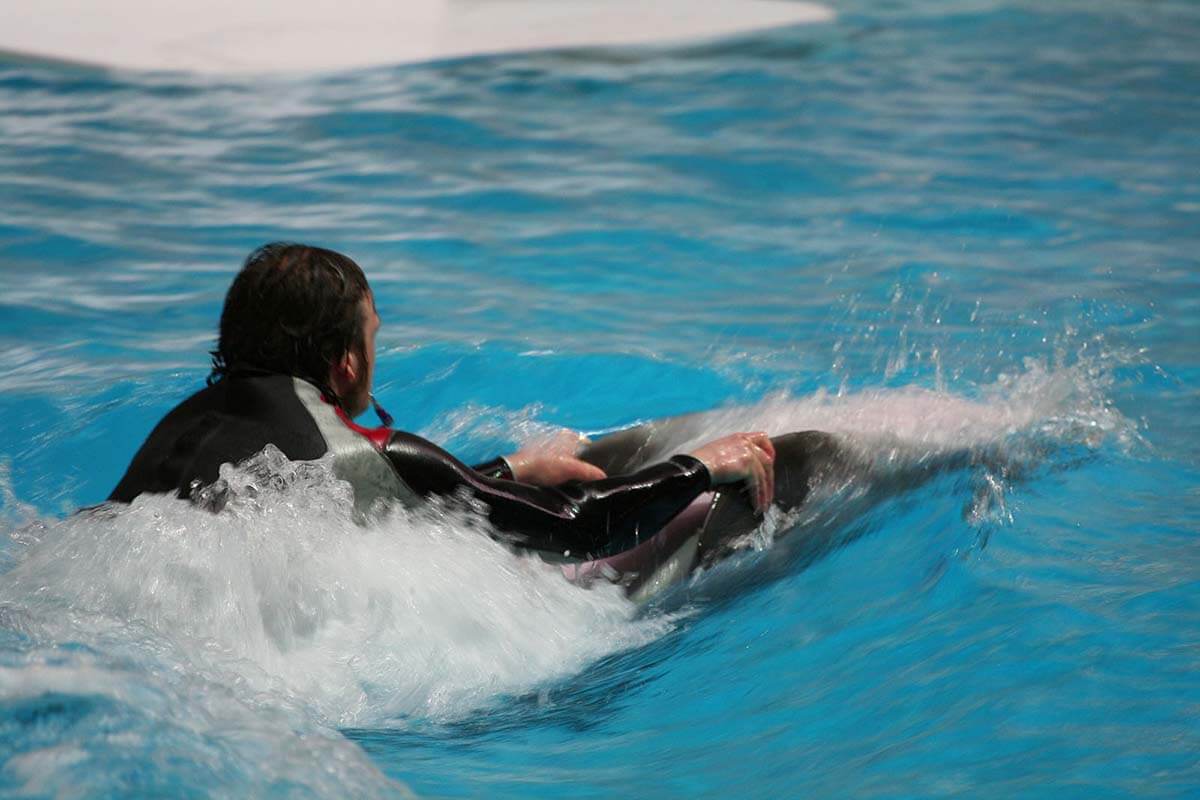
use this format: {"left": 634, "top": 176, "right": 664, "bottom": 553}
{"left": 110, "top": 243, "right": 775, "bottom": 560}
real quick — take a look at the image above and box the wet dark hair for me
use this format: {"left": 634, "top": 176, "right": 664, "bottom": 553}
{"left": 209, "top": 243, "right": 371, "bottom": 396}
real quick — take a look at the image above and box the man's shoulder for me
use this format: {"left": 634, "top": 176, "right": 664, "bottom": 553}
{"left": 108, "top": 373, "right": 329, "bottom": 503}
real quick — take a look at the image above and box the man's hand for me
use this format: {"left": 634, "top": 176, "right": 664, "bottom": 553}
{"left": 689, "top": 432, "right": 776, "bottom": 512}
{"left": 505, "top": 429, "right": 607, "bottom": 486}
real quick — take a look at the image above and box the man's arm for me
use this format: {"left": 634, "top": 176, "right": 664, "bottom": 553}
{"left": 472, "top": 429, "right": 607, "bottom": 485}
{"left": 386, "top": 432, "right": 710, "bottom": 559}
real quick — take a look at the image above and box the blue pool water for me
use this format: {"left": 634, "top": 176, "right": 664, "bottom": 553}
{"left": 2, "top": 0, "right": 1199, "bottom": 796}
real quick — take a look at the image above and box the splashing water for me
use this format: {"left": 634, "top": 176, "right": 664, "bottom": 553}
{"left": 0, "top": 452, "right": 670, "bottom": 795}
{"left": 0, "top": 351, "right": 1134, "bottom": 796}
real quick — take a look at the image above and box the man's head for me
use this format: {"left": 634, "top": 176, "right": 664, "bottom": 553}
{"left": 211, "top": 242, "right": 379, "bottom": 416}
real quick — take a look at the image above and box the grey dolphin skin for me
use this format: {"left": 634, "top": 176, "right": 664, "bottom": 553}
{"left": 576, "top": 417, "right": 848, "bottom": 601}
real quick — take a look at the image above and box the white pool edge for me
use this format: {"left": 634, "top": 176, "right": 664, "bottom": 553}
{"left": 0, "top": 0, "right": 834, "bottom": 75}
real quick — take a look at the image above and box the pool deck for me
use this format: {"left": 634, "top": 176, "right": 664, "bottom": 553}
{"left": 0, "top": 0, "right": 833, "bottom": 75}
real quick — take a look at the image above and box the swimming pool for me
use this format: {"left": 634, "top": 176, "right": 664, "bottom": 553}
{"left": 1, "top": 0, "right": 1198, "bottom": 796}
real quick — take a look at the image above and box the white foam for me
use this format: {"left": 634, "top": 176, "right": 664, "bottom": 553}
{"left": 1, "top": 450, "right": 666, "bottom": 724}
{"left": 0, "top": 449, "right": 668, "bottom": 794}
{"left": 0, "top": 0, "right": 834, "bottom": 75}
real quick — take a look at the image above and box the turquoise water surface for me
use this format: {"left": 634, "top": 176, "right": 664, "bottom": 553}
{"left": 2, "top": 0, "right": 1198, "bottom": 797}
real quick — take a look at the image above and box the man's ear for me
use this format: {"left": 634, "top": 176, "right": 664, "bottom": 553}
{"left": 330, "top": 349, "right": 360, "bottom": 392}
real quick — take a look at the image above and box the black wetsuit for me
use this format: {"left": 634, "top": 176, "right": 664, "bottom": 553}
{"left": 109, "top": 371, "right": 711, "bottom": 560}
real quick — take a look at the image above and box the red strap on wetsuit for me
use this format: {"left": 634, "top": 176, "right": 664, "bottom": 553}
{"left": 332, "top": 405, "right": 393, "bottom": 449}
